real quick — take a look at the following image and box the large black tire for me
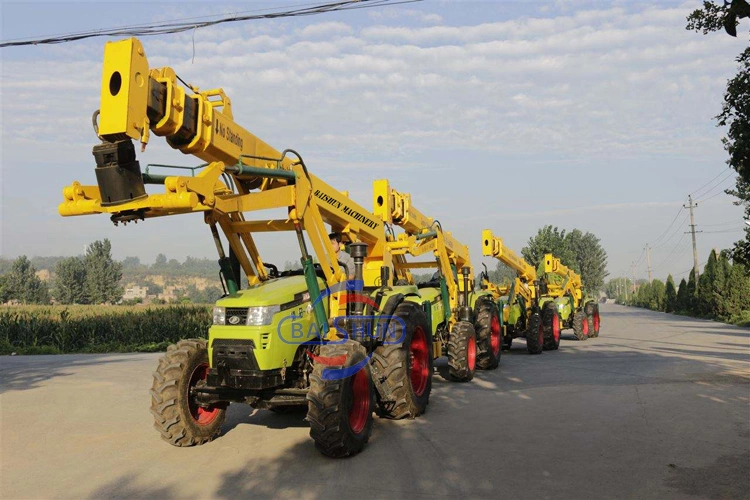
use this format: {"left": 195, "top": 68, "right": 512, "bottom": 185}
{"left": 526, "top": 313, "right": 543, "bottom": 354}
{"left": 584, "top": 301, "right": 597, "bottom": 316}
{"left": 372, "top": 301, "right": 433, "bottom": 419}
{"left": 573, "top": 310, "right": 589, "bottom": 341}
{"left": 445, "top": 321, "right": 477, "bottom": 382}
{"left": 588, "top": 305, "right": 601, "bottom": 338}
{"left": 307, "top": 340, "right": 373, "bottom": 458}
{"left": 474, "top": 298, "right": 501, "bottom": 370}
{"left": 542, "top": 303, "right": 561, "bottom": 351}
{"left": 150, "top": 339, "right": 227, "bottom": 447}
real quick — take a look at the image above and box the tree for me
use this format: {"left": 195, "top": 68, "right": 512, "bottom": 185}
{"left": 121, "top": 256, "right": 142, "bottom": 269}
{"left": 688, "top": 2, "right": 750, "bottom": 264}
{"left": 636, "top": 282, "right": 652, "bottom": 309}
{"left": 54, "top": 257, "right": 87, "bottom": 304}
{"left": 650, "top": 279, "right": 666, "bottom": 311}
{"left": 84, "top": 239, "right": 123, "bottom": 304}
{"left": 153, "top": 253, "right": 168, "bottom": 269}
{"left": 686, "top": 270, "right": 698, "bottom": 313}
{"left": 676, "top": 278, "right": 689, "bottom": 312}
{"left": 565, "top": 229, "right": 609, "bottom": 292}
{"left": 665, "top": 275, "right": 677, "bottom": 313}
{"left": 724, "top": 262, "right": 750, "bottom": 317}
{"left": 522, "top": 226, "right": 575, "bottom": 270}
{"left": 0, "top": 256, "right": 50, "bottom": 304}
{"left": 697, "top": 249, "right": 720, "bottom": 315}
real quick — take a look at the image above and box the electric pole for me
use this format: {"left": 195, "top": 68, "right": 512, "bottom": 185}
{"left": 631, "top": 262, "right": 637, "bottom": 294}
{"left": 684, "top": 195, "right": 702, "bottom": 284}
{"left": 646, "top": 244, "right": 653, "bottom": 283}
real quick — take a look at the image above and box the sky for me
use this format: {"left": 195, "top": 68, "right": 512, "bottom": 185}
{"left": 0, "top": 0, "right": 748, "bottom": 284}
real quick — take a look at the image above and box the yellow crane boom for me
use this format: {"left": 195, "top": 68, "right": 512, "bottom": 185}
{"left": 58, "top": 37, "right": 392, "bottom": 292}
{"left": 481, "top": 230, "right": 536, "bottom": 282}
{"left": 543, "top": 253, "right": 583, "bottom": 305}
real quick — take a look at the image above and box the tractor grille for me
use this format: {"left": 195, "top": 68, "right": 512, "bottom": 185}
{"left": 211, "top": 339, "right": 258, "bottom": 370}
{"left": 225, "top": 307, "right": 248, "bottom": 326}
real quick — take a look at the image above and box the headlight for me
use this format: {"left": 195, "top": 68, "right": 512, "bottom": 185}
{"left": 213, "top": 306, "right": 226, "bottom": 325}
{"left": 246, "top": 305, "right": 281, "bottom": 326}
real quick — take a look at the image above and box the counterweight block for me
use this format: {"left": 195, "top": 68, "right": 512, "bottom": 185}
{"left": 93, "top": 140, "right": 147, "bottom": 206}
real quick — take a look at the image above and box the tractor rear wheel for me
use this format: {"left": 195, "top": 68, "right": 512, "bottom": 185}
{"left": 526, "top": 313, "right": 543, "bottom": 354}
{"left": 573, "top": 310, "right": 589, "bottom": 341}
{"left": 474, "top": 298, "right": 501, "bottom": 370}
{"left": 589, "top": 306, "right": 601, "bottom": 338}
{"left": 307, "top": 340, "right": 373, "bottom": 458}
{"left": 150, "top": 339, "right": 227, "bottom": 447}
{"left": 445, "top": 321, "right": 477, "bottom": 382}
{"left": 542, "top": 304, "right": 561, "bottom": 351}
{"left": 372, "top": 301, "right": 433, "bottom": 419}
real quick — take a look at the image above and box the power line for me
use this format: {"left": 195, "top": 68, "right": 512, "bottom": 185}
{"left": 702, "top": 219, "right": 745, "bottom": 227}
{"left": 677, "top": 261, "right": 707, "bottom": 276}
{"left": 696, "top": 184, "right": 733, "bottom": 204}
{"left": 0, "top": 0, "right": 417, "bottom": 48}
{"left": 702, "top": 227, "right": 746, "bottom": 234}
{"left": 695, "top": 171, "right": 736, "bottom": 203}
{"left": 652, "top": 233, "right": 689, "bottom": 271}
{"left": 690, "top": 167, "right": 732, "bottom": 198}
{"left": 649, "top": 202, "right": 686, "bottom": 247}
{"left": 651, "top": 213, "right": 690, "bottom": 249}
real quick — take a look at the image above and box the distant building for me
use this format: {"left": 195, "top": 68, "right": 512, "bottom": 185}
{"left": 123, "top": 285, "right": 149, "bottom": 301}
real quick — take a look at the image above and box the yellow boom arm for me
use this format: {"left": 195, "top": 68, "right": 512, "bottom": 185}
{"left": 58, "top": 37, "right": 393, "bottom": 305}
{"left": 543, "top": 253, "right": 583, "bottom": 304}
{"left": 373, "top": 179, "right": 474, "bottom": 319}
{"left": 481, "top": 230, "right": 536, "bottom": 282}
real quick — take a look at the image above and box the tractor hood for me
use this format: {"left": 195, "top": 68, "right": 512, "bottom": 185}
{"left": 216, "top": 275, "right": 319, "bottom": 308}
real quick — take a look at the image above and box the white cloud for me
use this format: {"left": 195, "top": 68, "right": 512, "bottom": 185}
{"left": 297, "top": 21, "right": 353, "bottom": 39}
{"left": 1, "top": 2, "right": 746, "bottom": 278}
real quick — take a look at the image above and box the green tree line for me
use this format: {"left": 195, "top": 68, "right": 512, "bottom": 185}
{"left": 0, "top": 239, "right": 123, "bottom": 305}
{"left": 608, "top": 249, "right": 750, "bottom": 326}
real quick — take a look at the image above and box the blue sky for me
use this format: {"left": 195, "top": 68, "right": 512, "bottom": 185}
{"left": 1, "top": 0, "right": 747, "bottom": 283}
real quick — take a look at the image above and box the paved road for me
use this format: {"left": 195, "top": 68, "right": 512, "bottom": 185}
{"left": 1, "top": 304, "right": 749, "bottom": 499}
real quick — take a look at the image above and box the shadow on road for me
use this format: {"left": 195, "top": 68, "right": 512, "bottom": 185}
{"left": 0, "top": 354, "right": 135, "bottom": 394}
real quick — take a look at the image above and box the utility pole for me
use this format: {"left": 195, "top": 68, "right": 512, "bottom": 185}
{"left": 646, "top": 244, "right": 653, "bottom": 283}
{"left": 631, "top": 262, "right": 637, "bottom": 294}
{"left": 684, "top": 195, "right": 702, "bottom": 284}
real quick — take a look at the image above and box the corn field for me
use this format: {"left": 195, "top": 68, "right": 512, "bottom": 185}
{"left": 0, "top": 305, "right": 211, "bottom": 354}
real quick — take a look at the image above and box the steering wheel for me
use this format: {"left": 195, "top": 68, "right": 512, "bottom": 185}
{"left": 264, "top": 263, "right": 279, "bottom": 278}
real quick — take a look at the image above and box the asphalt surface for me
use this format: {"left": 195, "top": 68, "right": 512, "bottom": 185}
{"left": 1, "top": 304, "right": 749, "bottom": 499}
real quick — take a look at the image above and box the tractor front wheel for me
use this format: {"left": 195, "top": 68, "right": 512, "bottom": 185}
{"left": 372, "top": 301, "right": 433, "bottom": 419}
{"left": 589, "top": 306, "right": 601, "bottom": 338}
{"left": 526, "top": 313, "right": 543, "bottom": 354}
{"left": 573, "top": 310, "right": 589, "bottom": 341}
{"left": 474, "top": 298, "right": 501, "bottom": 370}
{"left": 445, "top": 321, "right": 477, "bottom": 382}
{"left": 307, "top": 340, "right": 373, "bottom": 458}
{"left": 542, "top": 304, "right": 561, "bottom": 351}
{"left": 150, "top": 339, "right": 227, "bottom": 447}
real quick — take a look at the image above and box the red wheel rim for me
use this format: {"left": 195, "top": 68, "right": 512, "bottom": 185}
{"left": 594, "top": 313, "right": 600, "bottom": 333}
{"left": 187, "top": 362, "right": 221, "bottom": 426}
{"left": 467, "top": 334, "right": 477, "bottom": 371}
{"left": 490, "top": 315, "right": 501, "bottom": 356}
{"left": 553, "top": 314, "right": 560, "bottom": 342}
{"left": 583, "top": 317, "right": 589, "bottom": 336}
{"left": 348, "top": 368, "right": 370, "bottom": 434}
{"left": 409, "top": 326, "right": 430, "bottom": 396}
